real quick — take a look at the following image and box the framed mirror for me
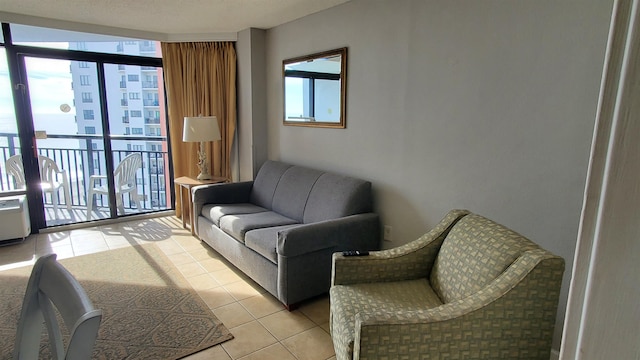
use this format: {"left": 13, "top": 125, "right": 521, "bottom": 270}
{"left": 283, "top": 47, "right": 347, "bottom": 128}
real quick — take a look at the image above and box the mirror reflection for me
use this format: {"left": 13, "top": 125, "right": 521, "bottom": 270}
{"left": 283, "top": 47, "right": 347, "bottom": 128}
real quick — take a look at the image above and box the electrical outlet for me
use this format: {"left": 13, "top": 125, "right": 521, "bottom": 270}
{"left": 383, "top": 225, "right": 392, "bottom": 241}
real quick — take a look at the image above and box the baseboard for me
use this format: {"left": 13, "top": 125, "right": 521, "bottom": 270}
{"left": 550, "top": 349, "right": 560, "bottom": 360}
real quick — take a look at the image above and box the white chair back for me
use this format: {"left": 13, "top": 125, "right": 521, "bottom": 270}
{"left": 38, "top": 155, "right": 62, "bottom": 186}
{"left": 13, "top": 254, "right": 102, "bottom": 359}
{"left": 5, "top": 154, "right": 26, "bottom": 189}
{"left": 114, "top": 153, "right": 142, "bottom": 190}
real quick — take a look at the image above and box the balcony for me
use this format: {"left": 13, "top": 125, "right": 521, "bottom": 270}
{"left": 141, "top": 81, "right": 158, "bottom": 88}
{"left": 143, "top": 99, "right": 159, "bottom": 106}
{"left": 144, "top": 117, "right": 160, "bottom": 124}
{"left": 0, "top": 133, "right": 172, "bottom": 227}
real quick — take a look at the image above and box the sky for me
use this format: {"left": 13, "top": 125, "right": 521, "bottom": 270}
{"left": 1, "top": 43, "right": 78, "bottom": 148}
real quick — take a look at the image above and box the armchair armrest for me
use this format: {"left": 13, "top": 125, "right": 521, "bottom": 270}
{"left": 88, "top": 174, "right": 106, "bottom": 188}
{"left": 277, "top": 213, "right": 380, "bottom": 257}
{"left": 332, "top": 209, "right": 469, "bottom": 285}
{"left": 351, "top": 250, "right": 564, "bottom": 359}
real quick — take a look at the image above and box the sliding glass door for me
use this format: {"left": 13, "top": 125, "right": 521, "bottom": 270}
{"left": 1, "top": 23, "right": 173, "bottom": 230}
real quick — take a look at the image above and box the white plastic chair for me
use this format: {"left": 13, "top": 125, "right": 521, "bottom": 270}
{"left": 5, "top": 154, "right": 26, "bottom": 189}
{"left": 13, "top": 254, "right": 102, "bottom": 360}
{"left": 5, "top": 155, "right": 72, "bottom": 217}
{"left": 86, "top": 153, "right": 143, "bottom": 220}
{"left": 38, "top": 155, "right": 72, "bottom": 217}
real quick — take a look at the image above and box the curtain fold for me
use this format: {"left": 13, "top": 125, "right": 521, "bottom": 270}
{"left": 161, "top": 42, "right": 236, "bottom": 217}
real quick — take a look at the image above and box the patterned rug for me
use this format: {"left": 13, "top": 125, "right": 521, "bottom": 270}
{"left": 0, "top": 244, "right": 233, "bottom": 359}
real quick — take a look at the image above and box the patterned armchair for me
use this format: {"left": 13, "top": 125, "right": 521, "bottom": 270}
{"left": 330, "top": 209, "right": 565, "bottom": 360}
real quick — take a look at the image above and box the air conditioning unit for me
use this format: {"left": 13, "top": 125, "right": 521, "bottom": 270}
{"left": 0, "top": 195, "right": 31, "bottom": 245}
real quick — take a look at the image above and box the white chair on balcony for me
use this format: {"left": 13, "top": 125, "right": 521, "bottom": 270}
{"left": 5, "top": 154, "right": 26, "bottom": 189}
{"left": 38, "top": 155, "right": 72, "bottom": 217}
{"left": 5, "top": 155, "right": 71, "bottom": 218}
{"left": 86, "top": 153, "right": 143, "bottom": 220}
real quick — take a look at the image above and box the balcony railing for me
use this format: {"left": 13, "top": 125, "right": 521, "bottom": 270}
{"left": 0, "top": 132, "right": 172, "bottom": 224}
{"left": 143, "top": 99, "right": 159, "bottom": 106}
{"left": 141, "top": 81, "right": 158, "bottom": 88}
{"left": 144, "top": 117, "right": 160, "bottom": 124}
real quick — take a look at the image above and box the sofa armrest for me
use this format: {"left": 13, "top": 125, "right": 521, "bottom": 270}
{"left": 349, "top": 251, "right": 564, "bottom": 359}
{"left": 331, "top": 209, "right": 469, "bottom": 286}
{"left": 192, "top": 181, "right": 253, "bottom": 234}
{"left": 277, "top": 213, "right": 380, "bottom": 257}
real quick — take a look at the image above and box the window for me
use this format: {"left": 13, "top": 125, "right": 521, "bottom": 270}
{"left": 133, "top": 145, "right": 144, "bottom": 151}
{"left": 128, "top": 92, "right": 140, "bottom": 100}
{"left": 9, "top": 24, "right": 162, "bottom": 58}
{"left": 131, "top": 110, "right": 142, "bottom": 117}
{"left": 132, "top": 128, "right": 143, "bottom": 135}
{"left": 85, "top": 126, "right": 96, "bottom": 134}
{"left": 83, "top": 109, "right": 94, "bottom": 120}
{"left": 81, "top": 92, "right": 93, "bottom": 103}
{"left": 80, "top": 75, "right": 90, "bottom": 85}
{"left": 78, "top": 61, "right": 90, "bottom": 68}
{"left": 128, "top": 74, "right": 139, "bottom": 82}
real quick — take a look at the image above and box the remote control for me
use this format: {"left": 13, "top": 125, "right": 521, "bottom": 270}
{"left": 342, "top": 250, "right": 369, "bottom": 257}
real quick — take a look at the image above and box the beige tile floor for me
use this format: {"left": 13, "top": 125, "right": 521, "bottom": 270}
{"left": 0, "top": 215, "right": 336, "bottom": 360}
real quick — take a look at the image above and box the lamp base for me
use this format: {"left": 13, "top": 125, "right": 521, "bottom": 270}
{"left": 197, "top": 172, "right": 212, "bottom": 180}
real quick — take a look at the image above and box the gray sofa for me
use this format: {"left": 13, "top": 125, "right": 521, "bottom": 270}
{"left": 192, "top": 160, "right": 380, "bottom": 308}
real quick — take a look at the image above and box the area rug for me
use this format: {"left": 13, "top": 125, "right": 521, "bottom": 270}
{"left": 0, "top": 244, "right": 233, "bottom": 359}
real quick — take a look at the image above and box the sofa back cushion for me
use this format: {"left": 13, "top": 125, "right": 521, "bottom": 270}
{"left": 272, "top": 166, "right": 323, "bottom": 222}
{"left": 303, "top": 173, "right": 372, "bottom": 223}
{"left": 430, "top": 214, "right": 540, "bottom": 303}
{"left": 249, "top": 161, "right": 292, "bottom": 209}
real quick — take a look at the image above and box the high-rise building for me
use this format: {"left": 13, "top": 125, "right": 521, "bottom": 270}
{"left": 69, "top": 40, "right": 167, "bottom": 209}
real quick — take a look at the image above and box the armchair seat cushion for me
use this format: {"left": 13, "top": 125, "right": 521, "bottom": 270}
{"left": 219, "top": 211, "right": 298, "bottom": 243}
{"left": 330, "top": 279, "right": 444, "bottom": 358}
{"left": 202, "top": 203, "right": 268, "bottom": 226}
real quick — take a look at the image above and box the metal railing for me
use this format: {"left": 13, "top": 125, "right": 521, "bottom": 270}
{"left": 0, "top": 132, "right": 172, "bottom": 216}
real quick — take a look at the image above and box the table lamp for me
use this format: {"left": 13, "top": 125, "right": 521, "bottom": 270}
{"left": 183, "top": 116, "right": 221, "bottom": 180}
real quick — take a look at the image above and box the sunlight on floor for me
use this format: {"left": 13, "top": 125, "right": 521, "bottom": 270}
{"left": 0, "top": 215, "right": 336, "bottom": 360}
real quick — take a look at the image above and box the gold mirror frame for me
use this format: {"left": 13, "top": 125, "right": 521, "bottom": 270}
{"left": 283, "top": 47, "right": 347, "bottom": 128}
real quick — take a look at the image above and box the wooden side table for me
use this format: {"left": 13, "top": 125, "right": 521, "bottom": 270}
{"left": 174, "top": 176, "right": 226, "bottom": 236}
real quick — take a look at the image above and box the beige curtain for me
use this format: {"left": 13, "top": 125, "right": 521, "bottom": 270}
{"left": 161, "top": 42, "right": 236, "bottom": 216}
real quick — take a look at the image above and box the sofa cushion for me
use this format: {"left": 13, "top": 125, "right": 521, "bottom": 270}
{"left": 271, "top": 166, "right": 323, "bottom": 222}
{"left": 219, "top": 211, "right": 299, "bottom": 243}
{"left": 430, "top": 214, "right": 541, "bottom": 303}
{"left": 201, "top": 203, "right": 267, "bottom": 226}
{"left": 249, "top": 161, "right": 292, "bottom": 209}
{"left": 330, "top": 279, "right": 444, "bottom": 359}
{"left": 303, "top": 173, "right": 372, "bottom": 223}
{"left": 245, "top": 224, "right": 300, "bottom": 264}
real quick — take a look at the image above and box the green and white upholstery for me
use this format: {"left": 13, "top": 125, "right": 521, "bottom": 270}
{"left": 330, "top": 209, "right": 564, "bottom": 360}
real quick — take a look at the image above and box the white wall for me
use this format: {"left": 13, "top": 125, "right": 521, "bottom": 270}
{"left": 236, "top": 28, "right": 267, "bottom": 181}
{"left": 264, "top": 0, "right": 613, "bottom": 351}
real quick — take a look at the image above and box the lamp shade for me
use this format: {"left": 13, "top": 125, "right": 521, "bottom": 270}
{"left": 183, "top": 116, "right": 221, "bottom": 142}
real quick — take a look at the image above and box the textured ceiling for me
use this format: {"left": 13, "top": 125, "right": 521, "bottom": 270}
{"left": 0, "top": 0, "right": 350, "bottom": 39}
